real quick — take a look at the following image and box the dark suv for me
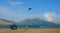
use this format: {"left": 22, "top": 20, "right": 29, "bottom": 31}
{"left": 10, "top": 24, "right": 17, "bottom": 30}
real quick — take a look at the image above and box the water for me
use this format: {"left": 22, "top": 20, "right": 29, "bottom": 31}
{"left": 0, "top": 25, "right": 60, "bottom": 28}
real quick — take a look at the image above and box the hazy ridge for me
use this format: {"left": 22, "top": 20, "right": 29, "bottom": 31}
{"left": 0, "top": 18, "right": 60, "bottom": 26}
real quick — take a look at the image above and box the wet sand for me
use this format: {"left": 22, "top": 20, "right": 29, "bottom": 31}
{"left": 0, "top": 28, "right": 60, "bottom": 33}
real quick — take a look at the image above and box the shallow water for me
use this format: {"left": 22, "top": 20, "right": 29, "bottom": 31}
{"left": 0, "top": 25, "right": 60, "bottom": 28}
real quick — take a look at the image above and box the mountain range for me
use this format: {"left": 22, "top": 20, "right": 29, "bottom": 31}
{"left": 0, "top": 18, "right": 60, "bottom": 26}
{"left": 18, "top": 18, "right": 58, "bottom": 26}
{"left": 0, "top": 19, "right": 14, "bottom": 25}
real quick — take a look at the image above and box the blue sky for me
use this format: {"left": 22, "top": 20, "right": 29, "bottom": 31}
{"left": 0, "top": 0, "right": 60, "bottom": 24}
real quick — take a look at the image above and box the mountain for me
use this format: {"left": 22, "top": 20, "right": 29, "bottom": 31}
{"left": 0, "top": 19, "right": 14, "bottom": 25}
{"left": 18, "top": 18, "right": 58, "bottom": 26}
{"left": 0, "top": 18, "right": 60, "bottom": 26}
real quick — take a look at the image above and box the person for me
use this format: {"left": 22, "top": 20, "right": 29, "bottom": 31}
{"left": 25, "top": 25, "right": 29, "bottom": 31}
{"left": 10, "top": 24, "right": 17, "bottom": 30}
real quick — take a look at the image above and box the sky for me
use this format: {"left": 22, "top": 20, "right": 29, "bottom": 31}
{"left": 0, "top": 0, "right": 60, "bottom": 24}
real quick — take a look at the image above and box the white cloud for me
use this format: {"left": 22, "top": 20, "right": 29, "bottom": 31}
{"left": 43, "top": 12, "right": 60, "bottom": 24}
{"left": 9, "top": 2, "right": 23, "bottom": 6}
{"left": 43, "top": 12, "right": 55, "bottom": 22}
{"left": 6, "top": 0, "right": 23, "bottom": 6}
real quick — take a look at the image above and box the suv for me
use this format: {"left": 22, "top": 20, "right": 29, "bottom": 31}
{"left": 10, "top": 24, "right": 17, "bottom": 30}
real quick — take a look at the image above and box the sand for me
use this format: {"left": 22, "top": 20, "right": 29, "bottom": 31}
{"left": 0, "top": 28, "right": 60, "bottom": 33}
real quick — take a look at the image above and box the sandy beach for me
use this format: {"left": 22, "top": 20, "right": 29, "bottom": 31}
{"left": 0, "top": 28, "right": 60, "bottom": 33}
